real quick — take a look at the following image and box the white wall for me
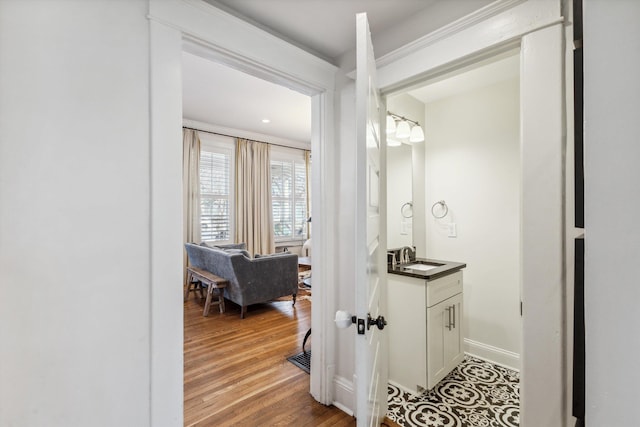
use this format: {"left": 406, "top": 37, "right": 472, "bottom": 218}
{"left": 424, "top": 78, "right": 521, "bottom": 368}
{"left": 0, "top": 1, "right": 154, "bottom": 426}
{"left": 584, "top": 1, "right": 640, "bottom": 425}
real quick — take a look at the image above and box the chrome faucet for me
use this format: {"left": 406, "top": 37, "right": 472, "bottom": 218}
{"left": 389, "top": 251, "right": 397, "bottom": 268}
{"left": 400, "top": 246, "right": 413, "bottom": 264}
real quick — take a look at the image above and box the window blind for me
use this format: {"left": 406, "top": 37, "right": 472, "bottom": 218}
{"left": 271, "top": 158, "right": 307, "bottom": 241}
{"left": 200, "top": 149, "right": 231, "bottom": 242}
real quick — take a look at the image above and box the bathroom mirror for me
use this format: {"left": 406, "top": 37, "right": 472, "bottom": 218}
{"left": 386, "top": 93, "right": 426, "bottom": 253}
{"left": 386, "top": 142, "right": 413, "bottom": 249}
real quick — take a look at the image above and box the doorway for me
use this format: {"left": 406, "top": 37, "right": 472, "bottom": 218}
{"left": 182, "top": 34, "right": 331, "bottom": 400}
{"left": 148, "top": 3, "right": 566, "bottom": 425}
{"left": 375, "top": 20, "right": 566, "bottom": 425}
{"left": 384, "top": 50, "right": 522, "bottom": 425}
{"left": 147, "top": 6, "right": 338, "bottom": 421}
{"left": 387, "top": 50, "right": 522, "bottom": 370}
{"left": 181, "top": 49, "right": 318, "bottom": 422}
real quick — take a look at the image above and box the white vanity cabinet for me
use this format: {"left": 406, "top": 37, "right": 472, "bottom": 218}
{"left": 388, "top": 270, "right": 464, "bottom": 394}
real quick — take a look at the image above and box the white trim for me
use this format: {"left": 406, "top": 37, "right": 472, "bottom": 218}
{"left": 376, "top": 0, "right": 563, "bottom": 92}
{"left": 388, "top": 380, "right": 421, "bottom": 398}
{"left": 149, "top": 20, "right": 184, "bottom": 426}
{"left": 519, "top": 23, "right": 565, "bottom": 426}
{"left": 376, "top": 0, "right": 526, "bottom": 69}
{"left": 148, "top": 0, "right": 338, "bottom": 422}
{"left": 373, "top": 1, "right": 565, "bottom": 425}
{"left": 464, "top": 339, "right": 520, "bottom": 372}
{"left": 309, "top": 90, "right": 336, "bottom": 404}
{"left": 183, "top": 118, "right": 310, "bottom": 150}
{"left": 149, "top": 0, "right": 336, "bottom": 94}
{"left": 332, "top": 375, "right": 355, "bottom": 417}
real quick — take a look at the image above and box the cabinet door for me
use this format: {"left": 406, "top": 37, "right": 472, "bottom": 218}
{"left": 427, "top": 293, "right": 463, "bottom": 390}
{"left": 427, "top": 298, "right": 447, "bottom": 389}
{"left": 444, "top": 293, "right": 464, "bottom": 374}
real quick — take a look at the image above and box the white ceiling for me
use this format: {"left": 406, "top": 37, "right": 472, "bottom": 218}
{"left": 182, "top": 52, "right": 311, "bottom": 144}
{"left": 208, "top": 0, "right": 439, "bottom": 62}
{"left": 407, "top": 52, "right": 520, "bottom": 104}
{"left": 183, "top": 0, "right": 501, "bottom": 144}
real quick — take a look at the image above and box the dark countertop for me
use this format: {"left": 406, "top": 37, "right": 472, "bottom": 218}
{"left": 388, "top": 257, "right": 466, "bottom": 281}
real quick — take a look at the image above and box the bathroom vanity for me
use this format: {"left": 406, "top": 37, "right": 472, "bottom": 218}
{"left": 387, "top": 256, "right": 466, "bottom": 394}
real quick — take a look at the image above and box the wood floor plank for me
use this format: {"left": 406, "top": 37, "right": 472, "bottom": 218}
{"left": 184, "top": 291, "right": 355, "bottom": 426}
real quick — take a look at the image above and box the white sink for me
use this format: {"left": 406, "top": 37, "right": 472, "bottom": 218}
{"left": 403, "top": 263, "right": 439, "bottom": 271}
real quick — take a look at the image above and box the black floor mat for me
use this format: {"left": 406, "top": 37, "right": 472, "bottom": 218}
{"left": 287, "top": 350, "right": 311, "bottom": 374}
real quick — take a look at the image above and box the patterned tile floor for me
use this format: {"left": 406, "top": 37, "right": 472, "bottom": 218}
{"left": 387, "top": 356, "right": 519, "bottom": 427}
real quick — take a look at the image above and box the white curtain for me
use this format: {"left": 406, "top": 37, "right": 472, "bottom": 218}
{"left": 235, "top": 138, "right": 275, "bottom": 256}
{"left": 183, "top": 129, "right": 201, "bottom": 284}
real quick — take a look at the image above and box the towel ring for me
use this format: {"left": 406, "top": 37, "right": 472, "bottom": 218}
{"left": 431, "top": 200, "right": 448, "bottom": 219}
{"left": 401, "top": 202, "right": 413, "bottom": 218}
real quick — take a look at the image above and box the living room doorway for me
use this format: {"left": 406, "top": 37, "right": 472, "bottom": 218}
{"left": 180, "top": 46, "right": 323, "bottom": 422}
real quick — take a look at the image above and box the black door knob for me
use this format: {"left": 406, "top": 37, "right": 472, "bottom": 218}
{"left": 367, "top": 314, "right": 387, "bottom": 330}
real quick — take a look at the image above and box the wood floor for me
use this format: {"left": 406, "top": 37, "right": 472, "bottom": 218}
{"left": 184, "top": 290, "right": 356, "bottom": 426}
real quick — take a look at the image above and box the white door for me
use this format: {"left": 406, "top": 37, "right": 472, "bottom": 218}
{"left": 354, "top": 12, "right": 388, "bottom": 427}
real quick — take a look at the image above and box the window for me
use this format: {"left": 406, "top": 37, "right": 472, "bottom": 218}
{"left": 199, "top": 135, "right": 234, "bottom": 243}
{"left": 271, "top": 149, "right": 308, "bottom": 242}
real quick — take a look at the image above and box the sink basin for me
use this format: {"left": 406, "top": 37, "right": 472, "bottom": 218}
{"left": 402, "top": 263, "right": 439, "bottom": 272}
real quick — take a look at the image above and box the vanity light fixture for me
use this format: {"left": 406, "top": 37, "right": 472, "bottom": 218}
{"left": 386, "top": 115, "right": 396, "bottom": 135}
{"left": 387, "top": 138, "right": 402, "bottom": 147}
{"left": 386, "top": 111, "right": 425, "bottom": 143}
{"left": 409, "top": 124, "right": 425, "bottom": 143}
{"left": 395, "top": 120, "right": 411, "bottom": 139}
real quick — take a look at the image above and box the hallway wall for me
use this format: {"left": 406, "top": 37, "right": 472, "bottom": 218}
{"left": 584, "top": 1, "right": 640, "bottom": 425}
{"left": 0, "top": 1, "right": 154, "bottom": 425}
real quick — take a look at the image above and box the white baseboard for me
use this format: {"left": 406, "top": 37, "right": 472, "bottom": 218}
{"left": 464, "top": 338, "right": 520, "bottom": 371}
{"left": 388, "top": 380, "right": 421, "bottom": 398}
{"left": 332, "top": 375, "right": 355, "bottom": 416}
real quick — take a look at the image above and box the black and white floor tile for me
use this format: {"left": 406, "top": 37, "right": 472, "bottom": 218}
{"left": 387, "top": 356, "right": 519, "bottom": 427}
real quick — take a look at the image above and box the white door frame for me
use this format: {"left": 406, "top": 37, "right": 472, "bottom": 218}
{"left": 147, "top": 0, "right": 338, "bottom": 423}
{"left": 376, "top": 1, "right": 566, "bottom": 425}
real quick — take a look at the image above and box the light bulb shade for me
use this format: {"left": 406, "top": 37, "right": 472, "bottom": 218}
{"left": 395, "top": 120, "right": 411, "bottom": 139}
{"left": 387, "top": 138, "right": 402, "bottom": 147}
{"left": 409, "top": 125, "right": 425, "bottom": 142}
{"left": 386, "top": 115, "right": 396, "bottom": 134}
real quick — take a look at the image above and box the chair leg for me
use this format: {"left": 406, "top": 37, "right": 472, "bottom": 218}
{"left": 198, "top": 281, "right": 206, "bottom": 299}
{"left": 184, "top": 271, "right": 193, "bottom": 302}
{"left": 203, "top": 285, "right": 213, "bottom": 317}
{"left": 303, "top": 328, "right": 311, "bottom": 353}
{"left": 292, "top": 293, "right": 297, "bottom": 306}
{"left": 218, "top": 289, "right": 225, "bottom": 313}
{"left": 240, "top": 305, "right": 247, "bottom": 319}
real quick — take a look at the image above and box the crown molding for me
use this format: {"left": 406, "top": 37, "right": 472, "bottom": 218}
{"left": 376, "top": 0, "right": 526, "bottom": 69}
{"left": 148, "top": 0, "right": 337, "bottom": 94}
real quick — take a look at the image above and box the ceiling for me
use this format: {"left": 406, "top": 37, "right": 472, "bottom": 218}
{"left": 407, "top": 52, "right": 520, "bottom": 104}
{"left": 208, "top": 0, "right": 438, "bottom": 62}
{"left": 183, "top": 0, "right": 500, "bottom": 145}
{"left": 182, "top": 52, "right": 312, "bottom": 145}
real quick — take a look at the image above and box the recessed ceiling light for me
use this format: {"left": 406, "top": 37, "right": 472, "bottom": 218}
{"left": 261, "top": 118, "right": 271, "bottom": 123}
